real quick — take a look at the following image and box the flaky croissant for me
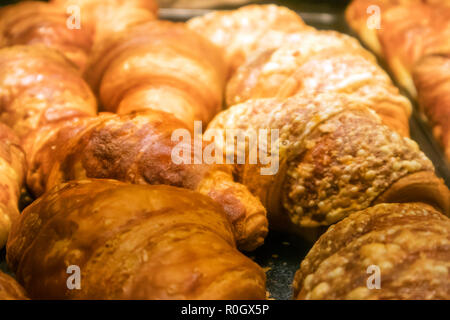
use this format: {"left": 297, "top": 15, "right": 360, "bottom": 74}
{"left": 346, "top": 0, "right": 450, "bottom": 160}
{"left": 0, "top": 124, "right": 26, "bottom": 248}
{"left": 0, "top": 45, "right": 97, "bottom": 139}
{"left": 207, "top": 92, "right": 450, "bottom": 236}
{"left": 187, "top": 4, "right": 312, "bottom": 78}
{"left": 0, "top": 271, "right": 28, "bottom": 300}
{"left": 413, "top": 54, "right": 450, "bottom": 161}
{"left": 24, "top": 110, "right": 267, "bottom": 251}
{"left": 6, "top": 179, "right": 266, "bottom": 299}
{"left": 293, "top": 202, "right": 450, "bottom": 300}
{"left": 51, "top": 0, "right": 158, "bottom": 44}
{"left": 0, "top": 1, "right": 93, "bottom": 71}
{"left": 226, "top": 29, "right": 411, "bottom": 136}
{"left": 85, "top": 20, "right": 226, "bottom": 129}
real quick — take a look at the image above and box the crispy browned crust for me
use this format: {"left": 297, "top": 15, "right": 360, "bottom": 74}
{"left": 85, "top": 20, "right": 226, "bottom": 128}
{"left": 293, "top": 203, "right": 450, "bottom": 300}
{"left": 226, "top": 29, "right": 411, "bottom": 136}
{"left": 0, "top": 1, "right": 93, "bottom": 71}
{"left": 208, "top": 93, "right": 448, "bottom": 235}
{"left": 0, "top": 123, "right": 26, "bottom": 248}
{"left": 413, "top": 54, "right": 450, "bottom": 160}
{"left": 0, "top": 45, "right": 97, "bottom": 138}
{"left": 6, "top": 179, "right": 266, "bottom": 300}
{"left": 25, "top": 110, "right": 268, "bottom": 251}
{"left": 0, "top": 271, "right": 28, "bottom": 300}
{"left": 187, "top": 4, "right": 311, "bottom": 77}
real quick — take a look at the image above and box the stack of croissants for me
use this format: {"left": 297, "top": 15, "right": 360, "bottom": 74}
{"left": 0, "top": 0, "right": 449, "bottom": 300}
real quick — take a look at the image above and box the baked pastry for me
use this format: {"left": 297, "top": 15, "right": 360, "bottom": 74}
{"left": 0, "top": 1, "right": 93, "bottom": 71}
{"left": 24, "top": 110, "right": 268, "bottom": 251}
{"left": 207, "top": 92, "right": 450, "bottom": 235}
{"left": 187, "top": 4, "right": 312, "bottom": 77}
{"left": 0, "top": 45, "right": 97, "bottom": 138}
{"left": 0, "top": 124, "right": 26, "bottom": 248}
{"left": 346, "top": 0, "right": 450, "bottom": 159}
{"left": 413, "top": 54, "right": 450, "bottom": 160}
{"left": 6, "top": 179, "right": 267, "bottom": 299}
{"left": 293, "top": 202, "right": 450, "bottom": 300}
{"left": 0, "top": 271, "right": 28, "bottom": 300}
{"left": 85, "top": 20, "right": 226, "bottom": 128}
{"left": 226, "top": 29, "right": 411, "bottom": 136}
{"left": 51, "top": 0, "right": 158, "bottom": 44}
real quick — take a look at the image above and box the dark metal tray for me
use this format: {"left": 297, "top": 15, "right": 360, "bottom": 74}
{"left": 1, "top": 4, "right": 449, "bottom": 301}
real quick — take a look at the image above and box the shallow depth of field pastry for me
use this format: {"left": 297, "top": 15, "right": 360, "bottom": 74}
{"left": 293, "top": 203, "right": 450, "bottom": 300}
{"left": 24, "top": 110, "right": 268, "bottom": 251}
{"left": 0, "top": 271, "right": 28, "bottom": 300}
{"left": 0, "top": 124, "right": 25, "bottom": 248}
{"left": 51, "top": 0, "right": 158, "bottom": 44}
{"left": 85, "top": 20, "right": 226, "bottom": 128}
{"left": 6, "top": 179, "right": 267, "bottom": 300}
{"left": 0, "top": 45, "right": 97, "bottom": 138}
{"left": 346, "top": 0, "right": 450, "bottom": 160}
{"left": 0, "top": 1, "right": 93, "bottom": 71}
{"left": 187, "top": 4, "right": 311, "bottom": 77}
{"left": 207, "top": 92, "right": 450, "bottom": 235}
{"left": 226, "top": 29, "right": 411, "bottom": 136}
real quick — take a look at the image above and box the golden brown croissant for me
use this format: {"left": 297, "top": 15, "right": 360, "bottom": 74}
{"left": 0, "top": 45, "right": 97, "bottom": 139}
{"left": 413, "top": 54, "right": 450, "bottom": 160}
{"left": 207, "top": 92, "right": 450, "bottom": 237}
{"left": 6, "top": 179, "right": 266, "bottom": 299}
{"left": 226, "top": 29, "right": 411, "bottom": 136}
{"left": 0, "top": 271, "right": 28, "bottom": 300}
{"left": 0, "top": 124, "right": 26, "bottom": 248}
{"left": 187, "top": 4, "right": 312, "bottom": 77}
{"left": 293, "top": 202, "right": 450, "bottom": 300}
{"left": 51, "top": 0, "right": 158, "bottom": 44}
{"left": 346, "top": 0, "right": 450, "bottom": 160}
{"left": 85, "top": 20, "right": 226, "bottom": 129}
{"left": 24, "top": 110, "right": 268, "bottom": 251}
{"left": 0, "top": 1, "right": 93, "bottom": 71}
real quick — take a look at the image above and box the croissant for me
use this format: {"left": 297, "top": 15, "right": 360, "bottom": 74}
{"left": 207, "top": 92, "right": 450, "bottom": 236}
{"left": 226, "top": 29, "right": 411, "bottom": 136}
{"left": 0, "top": 271, "right": 28, "bottom": 300}
{"left": 293, "top": 202, "right": 450, "bottom": 300}
{"left": 51, "top": 0, "right": 158, "bottom": 44}
{"left": 6, "top": 179, "right": 266, "bottom": 299}
{"left": 0, "top": 124, "right": 26, "bottom": 248}
{"left": 85, "top": 20, "right": 226, "bottom": 129}
{"left": 413, "top": 54, "right": 450, "bottom": 160}
{"left": 0, "top": 45, "right": 97, "bottom": 139}
{"left": 346, "top": 0, "right": 450, "bottom": 160}
{"left": 187, "top": 4, "right": 312, "bottom": 77}
{"left": 23, "top": 110, "right": 268, "bottom": 251}
{"left": 0, "top": 1, "right": 93, "bottom": 71}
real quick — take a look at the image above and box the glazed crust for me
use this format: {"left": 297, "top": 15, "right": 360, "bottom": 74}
{"left": 0, "top": 271, "right": 28, "bottom": 300}
{"left": 85, "top": 20, "right": 226, "bottom": 128}
{"left": 293, "top": 203, "right": 450, "bottom": 300}
{"left": 51, "top": 0, "right": 157, "bottom": 44}
{"left": 208, "top": 92, "right": 449, "bottom": 234}
{"left": 0, "top": 124, "right": 26, "bottom": 248}
{"left": 6, "top": 179, "right": 266, "bottom": 300}
{"left": 226, "top": 29, "right": 411, "bottom": 136}
{"left": 0, "top": 45, "right": 97, "bottom": 138}
{"left": 413, "top": 54, "right": 450, "bottom": 160}
{"left": 187, "top": 4, "right": 311, "bottom": 77}
{"left": 0, "top": 1, "right": 93, "bottom": 71}
{"left": 346, "top": 0, "right": 450, "bottom": 161}
{"left": 24, "top": 110, "right": 268, "bottom": 251}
